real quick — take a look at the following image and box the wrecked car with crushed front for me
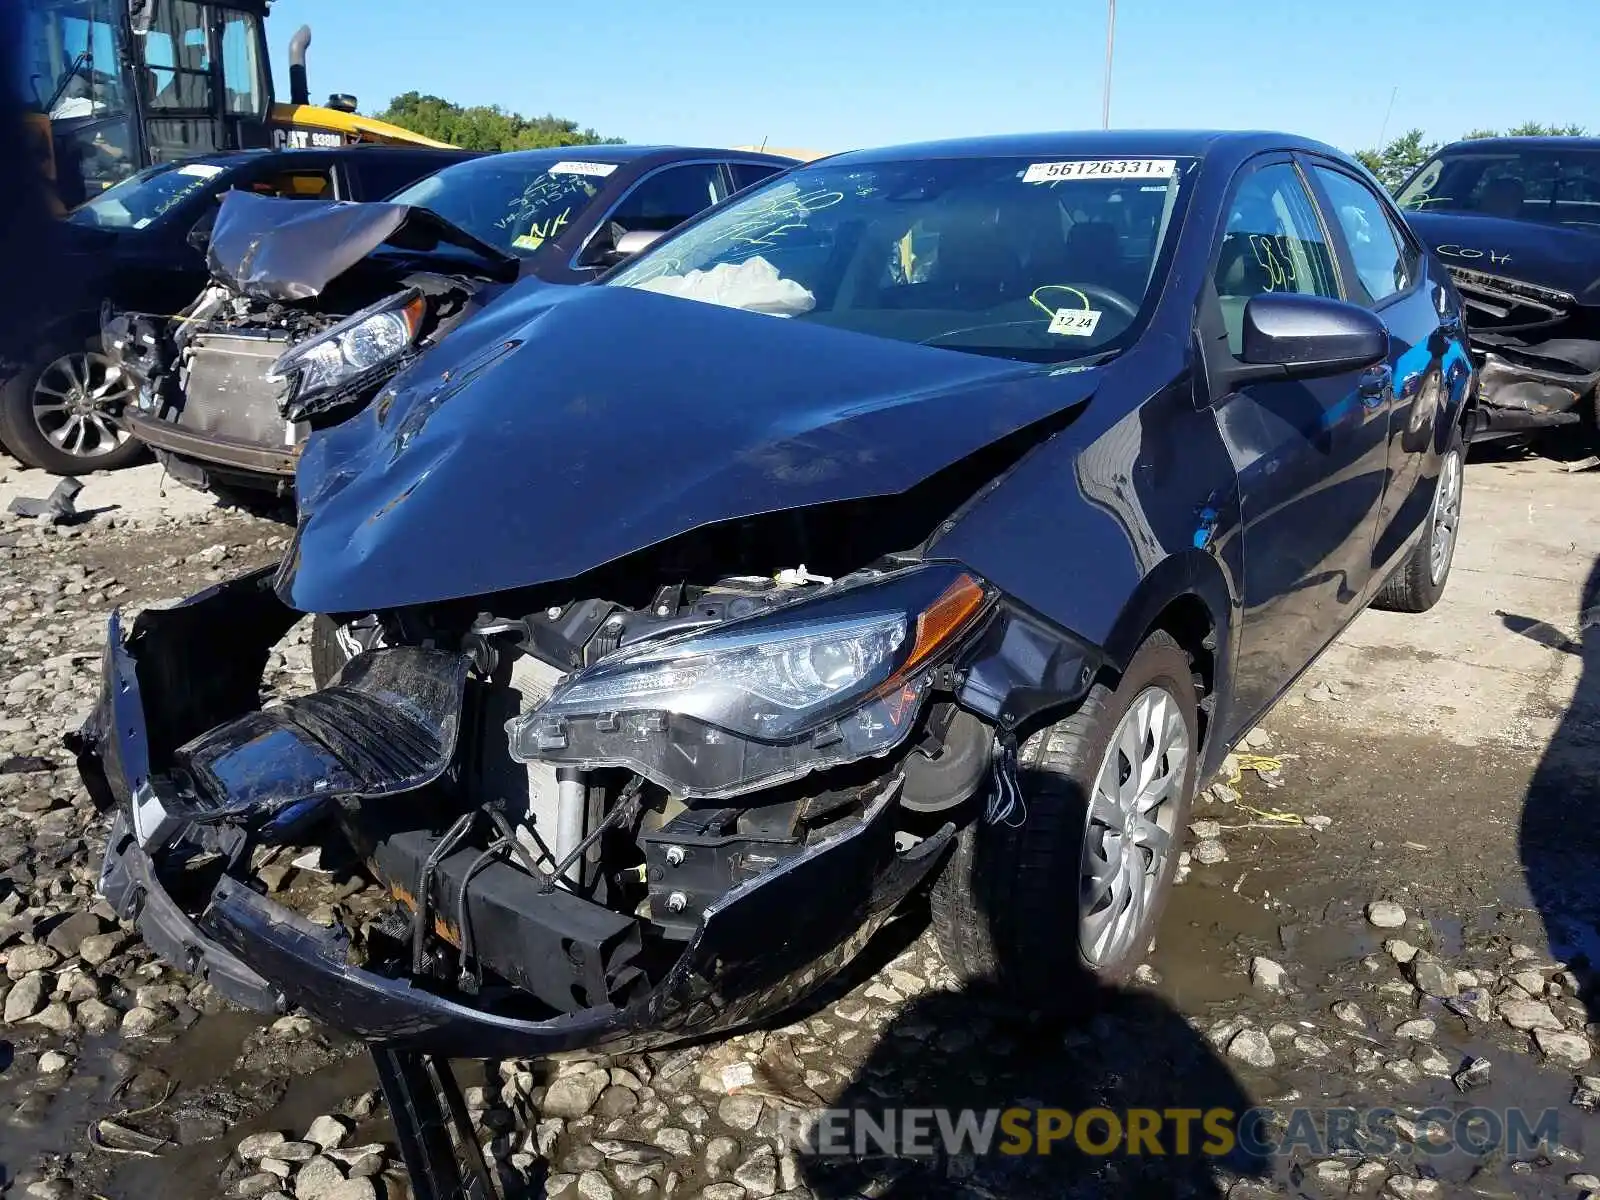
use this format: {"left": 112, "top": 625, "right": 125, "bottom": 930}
{"left": 74, "top": 132, "right": 1475, "bottom": 1065}
{"left": 109, "top": 146, "right": 796, "bottom": 499}
{"left": 1399, "top": 136, "right": 1600, "bottom": 444}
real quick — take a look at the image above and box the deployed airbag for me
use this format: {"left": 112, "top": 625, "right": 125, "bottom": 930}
{"left": 634, "top": 256, "right": 816, "bottom": 317}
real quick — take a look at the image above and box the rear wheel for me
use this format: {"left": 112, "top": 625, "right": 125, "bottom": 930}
{"left": 0, "top": 339, "right": 146, "bottom": 474}
{"left": 1372, "top": 423, "right": 1464, "bottom": 613}
{"left": 930, "top": 631, "right": 1199, "bottom": 1011}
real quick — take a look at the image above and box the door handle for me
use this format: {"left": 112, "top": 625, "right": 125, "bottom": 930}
{"left": 1359, "top": 365, "right": 1393, "bottom": 406}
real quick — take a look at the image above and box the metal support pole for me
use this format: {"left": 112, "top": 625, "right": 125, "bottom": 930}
{"left": 1102, "top": 0, "right": 1117, "bottom": 130}
{"left": 372, "top": 1048, "right": 496, "bottom": 1200}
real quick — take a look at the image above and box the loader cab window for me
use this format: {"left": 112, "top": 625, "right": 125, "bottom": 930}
{"left": 20, "top": 0, "right": 130, "bottom": 121}
{"left": 20, "top": 0, "right": 138, "bottom": 204}
{"left": 219, "top": 11, "right": 267, "bottom": 120}
{"left": 143, "top": 0, "right": 213, "bottom": 111}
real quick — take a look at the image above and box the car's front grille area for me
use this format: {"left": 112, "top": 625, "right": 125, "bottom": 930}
{"left": 180, "top": 332, "right": 294, "bottom": 444}
{"left": 1445, "top": 264, "right": 1574, "bottom": 335}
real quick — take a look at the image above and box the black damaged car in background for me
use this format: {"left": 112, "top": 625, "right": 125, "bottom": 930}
{"left": 109, "top": 145, "right": 796, "bottom": 501}
{"left": 1399, "top": 136, "right": 1600, "bottom": 445}
{"left": 74, "top": 132, "right": 1476, "bottom": 1107}
{"left": 0, "top": 144, "right": 476, "bottom": 474}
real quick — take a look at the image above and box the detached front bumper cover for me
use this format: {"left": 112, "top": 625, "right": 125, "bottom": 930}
{"left": 72, "top": 570, "right": 952, "bottom": 1056}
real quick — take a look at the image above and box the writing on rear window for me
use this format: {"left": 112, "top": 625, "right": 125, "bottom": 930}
{"left": 1024, "top": 159, "right": 1176, "bottom": 184}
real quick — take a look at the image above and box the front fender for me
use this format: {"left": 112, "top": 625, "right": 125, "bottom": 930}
{"left": 932, "top": 374, "right": 1244, "bottom": 769}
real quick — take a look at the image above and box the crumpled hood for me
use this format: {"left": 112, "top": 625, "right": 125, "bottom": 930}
{"left": 205, "top": 190, "right": 520, "bottom": 302}
{"left": 280, "top": 283, "right": 1101, "bottom": 614}
{"left": 1406, "top": 210, "right": 1600, "bottom": 303}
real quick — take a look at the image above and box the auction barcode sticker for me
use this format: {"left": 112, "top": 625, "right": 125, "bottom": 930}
{"left": 1048, "top": 308, "right": 1103, "bottom": 337}
{"left": 549, "top": 161, "right": 618, "bottom": 177}
{"left": 1024, "top": 159, "right": 1176, "bottom": 183}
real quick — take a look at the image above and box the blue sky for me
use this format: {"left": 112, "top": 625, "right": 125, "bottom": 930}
{"left": 267, "top": 0, "right": 1599, "bottom": 154}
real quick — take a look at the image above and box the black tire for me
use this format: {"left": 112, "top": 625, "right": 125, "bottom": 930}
{"left": 930, "top": 630, "right": 1200, "bottom": 1012}
{"left": 0, "top": 337, "right": 147, "bottom": 474}
{"left": 1371, "top": 422, "right": 1465, "bottom": 613}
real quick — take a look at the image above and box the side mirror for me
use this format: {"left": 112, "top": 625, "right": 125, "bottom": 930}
{"left": 609, "top": 228, "right": 666, "bottom": 263}
{"left": 1237, "top": 293, "right": 1388, "bottom": 381}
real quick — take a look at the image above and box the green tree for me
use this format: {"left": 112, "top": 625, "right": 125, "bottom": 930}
{"left": 1353, "top": 128, "right": 1438, "bottom": 192}
{"left": 375, "top": 91, "right": 624, "bottom": 152}
{"left": 1463, "top": 123, "right": 1587, "bottom": 140}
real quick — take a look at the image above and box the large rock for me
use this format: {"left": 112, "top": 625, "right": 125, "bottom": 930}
{"left": 28, "top": 1001, "right": 73, "bottom": 1033}
{"left": 734, "top": 1145, "right": 779, "bottom": 1198}
{"left": 76, "top": 931, "right": 126, "bottom": 967}
{"left": 718, "top": 1094, "right": 764, "bottom": 1131}
{"left": 1497, "top": 998, "right": 1563, "bottom": 1032}
{"left": 543, "top": 1067, "right": 609, "bottom": 1120}
{"left": 1409, "top": 953, "right": 1457, "bottom": 999}
{"left": 1249, "top": 957, "right": 1287, "bottom": 992}
{"left": 1226, "top": 1029, "right": 1276, "bottom": 1069}
{"left": 4, "top": 972, "right": 45, "bottom": 1023}
{"left": 44, "top": 910, "right": 105, "bottom": 957}
{"left": 293, "top": 1155, "right": 346, "bottom": 1200}
{"left": 1366, "top": 901, "right": 1407, "bottom": 929}
{"left": 6, "top": 943, "right": 60, "bottom": 979}
{"left": 76, "top": 997, "right": 118, "bottom": 1033}
{"left": 239, "top": 1131, "right": 288, "bottom": 1161}
{"left": 304, "top": 1115, "right": 350, "bottom": 1152}
{"left": 1533, "top": 1030, "right": 1592, "bottom": 1068}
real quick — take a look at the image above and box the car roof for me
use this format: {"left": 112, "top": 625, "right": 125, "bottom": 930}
{"left": 1436, "top": 136, "right": 1600, "bottom": 153}
{"left": 162, "top": 146, "right": 481, "bottom": 173}
{"left": 472, "top": 145, "right": 800, "bottom": 169}
{"left": 821, "top": 129, "right": 1348, "bottom": 166}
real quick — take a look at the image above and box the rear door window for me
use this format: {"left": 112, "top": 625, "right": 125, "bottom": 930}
{"left": 355, "top": 156, "right": 455, "bottom": 201}
{"left": 248, "top": 168, "right": 336, "bottom": 201}
{"left": 728, "top": 161, "right": 786, "bottom": 192}
{"left": 1213, "top": 161, "right": 1340, "bottom": 354}
{"left": 609, "top": 164, "right": 728, "bottom": 234}
{"left": 1311, "top": 166, "right": 1411, "bottom": 305}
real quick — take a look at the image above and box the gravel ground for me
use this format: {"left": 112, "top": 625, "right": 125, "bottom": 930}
{"left": 0, "top": 447, "right": 1595, "bottom": 1200}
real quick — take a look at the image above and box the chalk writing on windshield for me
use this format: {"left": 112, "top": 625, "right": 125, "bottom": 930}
{"left": 496, "top": 174, "right": 598, "bottom": 237}
{"left": 654, "top": 184, "right": 848, "bottom": 278}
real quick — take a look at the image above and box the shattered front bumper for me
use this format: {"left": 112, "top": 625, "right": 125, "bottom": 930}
{"left": 1473, "top": 346, "right": 1595, "bottom": 438}
{"left": 74, "top": 571, "right": 949, "bottom": 1057}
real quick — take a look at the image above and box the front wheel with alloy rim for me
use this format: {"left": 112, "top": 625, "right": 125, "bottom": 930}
{"left": 0, "top": 340, "right": 146, "bottom": 474}
{"left": 930, "top": 630, "right": 1200, "bottom": 1012}
{"left": 1371, "top": 423, "right": 1465, "bottom": 613}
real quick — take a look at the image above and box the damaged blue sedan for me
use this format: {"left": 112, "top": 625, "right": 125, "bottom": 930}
{"left": 73, "top": 132, "right": 1475, "bottom": 1070}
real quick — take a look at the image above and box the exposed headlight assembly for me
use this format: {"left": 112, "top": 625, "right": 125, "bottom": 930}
{"left": 508, "top": 566, "right": 994, "bottom": 799}
{"left": 269, "top": 288, "right": 426, "bottom": 421}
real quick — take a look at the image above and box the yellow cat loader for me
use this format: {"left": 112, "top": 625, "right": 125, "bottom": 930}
{"left": 21, "top": 0, "right": 446, "bottom": 212}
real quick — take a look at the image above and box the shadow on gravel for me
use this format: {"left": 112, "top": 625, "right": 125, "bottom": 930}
{"left": 1513, "top": 552, "right": 1600, "bottom": 1024}
{"left": 798, "top": 983, "right": 1266, "bottom": 1199}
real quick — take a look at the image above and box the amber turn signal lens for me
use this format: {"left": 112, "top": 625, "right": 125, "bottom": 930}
{"left": 904, "top": 572, "right": 988, "bottom": 673}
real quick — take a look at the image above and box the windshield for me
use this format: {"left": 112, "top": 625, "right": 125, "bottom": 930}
{"left": 607, "top": 155, "right": 1191, "bottom": 363}
{"left": 18, "top": 0, "right": 129, "bottom": 118}
{"left": 67, "top": 159, "right": 226, "bottom": 229}
{"left": 1397, "top": 146, "right": 1600, "bottom": 230}
{"left": 387, "top": 156, "right": 618, "bottom": 257}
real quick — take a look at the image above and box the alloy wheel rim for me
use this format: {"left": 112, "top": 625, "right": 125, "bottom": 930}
{"left": 1429, "top": 448, "right": 1462, "bottom": 584}
{"left": 1079, "top": 685, "right": 1190, "bottom": 967}
{"left": 31, "top": 351, "right": 134, "bottom": 459}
